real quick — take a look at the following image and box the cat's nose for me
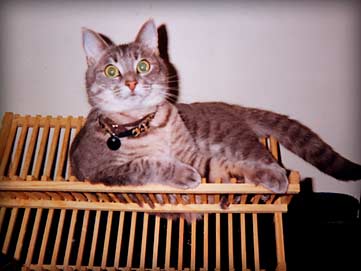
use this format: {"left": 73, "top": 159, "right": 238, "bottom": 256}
{"left": 125, "top": 80, "right": 138, "bottom": 91}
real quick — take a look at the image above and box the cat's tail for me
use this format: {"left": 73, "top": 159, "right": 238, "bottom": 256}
{"left": 245, "top": 108, "right": 361, "bottom": 181}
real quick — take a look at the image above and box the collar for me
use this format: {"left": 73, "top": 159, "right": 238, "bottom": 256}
{"left": 98, "top": 111, "right": 156, "bottom": 139}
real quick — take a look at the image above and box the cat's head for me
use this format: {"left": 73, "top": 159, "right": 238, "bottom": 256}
{"left": 82, "top": 19, "right": 170, "bottom": 112}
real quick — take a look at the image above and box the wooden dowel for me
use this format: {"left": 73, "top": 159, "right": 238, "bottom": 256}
{"left": 2, "top": 208, "right": 18, "bottom": 254}
{"left": 240, "top": 213, "right": 247, "bottom": 270}
{"left": 215, "top": 178, "right": 221, "bottom": 270}
{"left": 150, "top": 193, "right": 159, "bottom": 205}
{"left": 177, "top": 217, "right": 184, "bottom": 271}
{"left": 25, "top": 209, "right": 43, "bottom": 266}
{"left": 165, "top": 218, "right": 173, "bottom": 269}
{"left": 0, "top": 208, "right": 6, "bottom": 233}
{"left": 21, "top": 116, "right": 40, "bottom": 179}
{"left": 38, "top": 209, "right": 55, "bottom": 265}
{"left": 75, "top": 210, "right": 89, "bottom": 269}
{"left": 55, "top": 117, "right": 72, "bottom": 179}
{"left": 0, "top": 119, "right": 18, "bottom": 177}
{"left": 67, "top": 116, "right": 84, "bottom": 178}
{"left": 252, "top": 213, "right": 260, "bottom": 271}
{"left": 0, "top": 112, "right": 14, "bottom": 160}
{"left": 114, "top": 212, "right": 125, "bottom": 268}
{"left": 260, "top": 137, "right": 268, "bottom": 147}
{"left": 33, "top": 117, "right": 50, "bottom": 179}
{"left": 139, "top": 213, "right": 149, "bottom": 269}
{"left": 88, "top": 210, "right": 101, "bottom": 268}
{"left": 126, "top": 212, "right": 137, "bottom": 268}
{"left": 203, "top": 214, "right": 209, "bottom": 271}
{"left": 0, "top": 198, "right": 288, "bottom": 214}
{"left": 121, "top": 193, "right": 133, "bottom": 203}
{"left": 0, "top": 180, "right": 300, "bottom": 194}
{"left": 228, "top": 213, "right": 234, "bottom": 270}
{"left": 269, "top": 136, "right": 280, "bottom": 161}
{"left": 190, "top": 220, "right": 197, "bottom": 270}
{"left": 44, "top": 119, "right": 61, "bottom": 179}
{"left": 101, "top": 211, "right": 113, "bottom": 269}
{"left": 215, "top": 212, "right": 221, "bottom": 270}
{"left": 51, "top": 209, "right": 66, "bottom": 266}
{"left": 152, "top": 215, "right": 160, "bottom": 269}
{"left": 274, "top": 212, "right": 286, "bottom": 270}
{"left": 63, "top": 210, "right": 78, "bottom": 266}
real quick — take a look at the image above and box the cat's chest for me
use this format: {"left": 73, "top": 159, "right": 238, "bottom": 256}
{"left": 121, "top": 127, "right": 172, "bottom": 154}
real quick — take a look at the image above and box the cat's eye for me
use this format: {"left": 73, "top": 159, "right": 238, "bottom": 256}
{"left": 136, "top": 59, "right": 151, "bottom": 73}
{"left": 104, "top": 64, "right": 120, "bottom": 78}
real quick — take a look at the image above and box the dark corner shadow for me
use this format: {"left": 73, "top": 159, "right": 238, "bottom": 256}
{"left": 299, "top": 177, "right": 314, "bottom": 195}
{"left": 158, "top": 24, "right": 179, "bottom": 104}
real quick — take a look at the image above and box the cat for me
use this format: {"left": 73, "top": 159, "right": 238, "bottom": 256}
{"left": 70, "top": 19, "right": 361, "bottom": 208}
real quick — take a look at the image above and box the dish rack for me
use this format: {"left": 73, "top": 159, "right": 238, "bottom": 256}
{"left": 0, "top": 112, "right": 300, "bottom": 271}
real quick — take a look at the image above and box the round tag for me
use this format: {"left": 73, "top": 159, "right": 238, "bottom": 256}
{"left": 107, "top": 135, "right": 121, "bottom": 150}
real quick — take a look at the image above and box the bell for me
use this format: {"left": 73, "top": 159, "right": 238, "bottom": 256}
{"left": 107, "top": 135, "right": 121, "bottom": 150}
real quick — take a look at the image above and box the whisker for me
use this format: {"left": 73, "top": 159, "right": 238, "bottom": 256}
{"left": 167, "top": 74, "right": 179, "bottom": 79}
{"left": 155, "top": 79, "right": 179, "bottom": 84}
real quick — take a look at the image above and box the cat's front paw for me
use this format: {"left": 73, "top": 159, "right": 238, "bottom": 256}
{"left": 172, "top": 164, "right": 201, "bottom": 189}
{"left": 253, "top": 165, "right": 289, "bottom": 193}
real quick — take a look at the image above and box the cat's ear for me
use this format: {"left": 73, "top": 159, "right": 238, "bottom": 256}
{"left": 135, "top": 19, "right": 159, "bottom": 53}
{"left": 82, "top": 28, "right": 113, "bottom": 66}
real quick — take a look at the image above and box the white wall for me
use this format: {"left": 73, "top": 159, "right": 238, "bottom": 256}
{"left": 1, "top": 1, "right": 360, "bottom": 200}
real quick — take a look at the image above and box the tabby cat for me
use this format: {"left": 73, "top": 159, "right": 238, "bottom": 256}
{"left": 70, "top": 19, "right": 361, "bottom": 202}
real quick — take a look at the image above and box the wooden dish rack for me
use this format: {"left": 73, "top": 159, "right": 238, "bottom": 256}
{"left": 0, "top": 112, "right": 300, "bottom": 271}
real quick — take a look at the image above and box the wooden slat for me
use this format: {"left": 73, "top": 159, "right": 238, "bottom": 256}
{"left": 2, "top": 208, "right": 18, "bottom": 254}
{"left": 114, "top": 212, "right": 125, "bottom": 268}
{"left": 67, "top": 116, "right": 84, "bottom": 178}
{"left": 269, "top": 136, "right": 280, "bottom": 161}
{"left": 215, "top": 178, "right": 221, "bottom": 270}
{"left": 260, "top": 137, "right": 268, "bottom": 147}
{"left": 0, "top": 180, "right": 300, "bottom": 194}
{"left": 75, "top": 210, "right": 90, "bottom": 269}
{"left": 252, "top": 195, "right": 262, "bottom": 271}
{"left": 51, "top": 209, "right": 66, "bottom": 266}
{"left": 274, "top": 199, "right": 286, "bottom": 270}
{"left": 0, "top": 112, "right": 14, "bottom": 160}
{"left": 165, "top": 218, "right": 173, "bottom": 270}
{"left": 44, "top": 118, "right": 61, "bottom": 180}
{"left": 0, "top": 116, "right": 18, "bottom": 177}
{"left": 240, "top": 195, "right": 247, "bottom": 271}
{"left": 55, "top": 116, "right": 72, "bottom": 180}
{"left": 10, "top": 114, "right": 87, "bottom": 128}
{"left": 14, "top": 208, "right": 30, "bottom": 259}
{"left": 215, "top": 212, "right": 221, "bottom": 270}
{"left": 20, "top": 116, "right": 40, "bottom": 179}
{"left": 139, "top": 213, "right": 149, "bottom": 269}
{"left": 88, "top": 210, "right": 101, "bottom": 269}
{"left": 0, "top": 207, "right": 6, "bottom": 233}
{"left": 240, "top": 213, "right": 247, "bottom": 271}
{"left": 126, "top": 212, "right": 137, "bottom": 267}
{"left": 25, "top": 209, "right": 43, "bottom": 266}
{"left": 228, "top": 213, "right": 234, "bottom": 270}
{"left": 203, "top": 214, "right": 208, "bottom": 271}
{"left": 190, "top": 220, "right": 197, "bottom": 270}
{"left": 101, "top": 211, "right": 113, "bottom": 269}
{"left": 252, "top": 213, "right": 260, "bottom": 271}
{"left": 33, "top": 116, "right": 51, "bottom": 179}
{"left": 177, "top": 217, "right": 184, "bottom": 271}
{"left": 38, "top": 209, "right": 54, "bottom": 265}
{"left": 0, "top": 198, "right": 288, "bottom": 214}
{"left": 152, "top": 215, "right": 161, "bottom": 269}
{"left": 63, "top": 210, "right": 78, "bottom": 266}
